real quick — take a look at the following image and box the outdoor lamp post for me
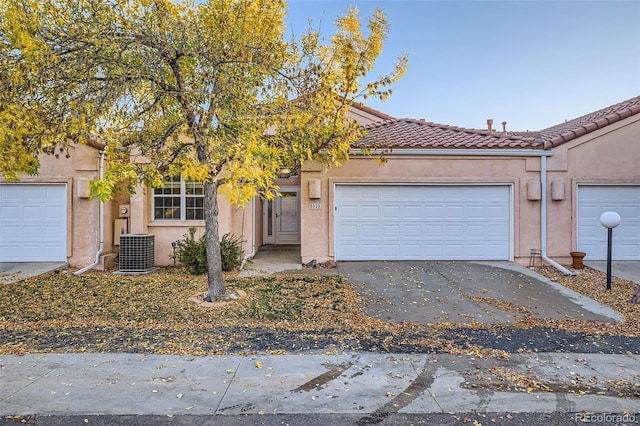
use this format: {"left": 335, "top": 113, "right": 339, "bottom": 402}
{"left": 599, "top": 211, "right": 621, "bottom": 292}
{"left": 172, "top": 241, "right": 178, "bottom": 267}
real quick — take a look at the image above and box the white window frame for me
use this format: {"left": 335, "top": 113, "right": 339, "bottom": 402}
{"left": 153, "top": 176, "right": 204, "bottom": 221}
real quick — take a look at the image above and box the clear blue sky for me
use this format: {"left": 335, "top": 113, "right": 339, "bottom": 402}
{"left": 285, "top": 0, "right": 640, "bottom": 131}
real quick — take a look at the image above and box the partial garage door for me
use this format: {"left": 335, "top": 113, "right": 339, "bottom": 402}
{"left": 577, "top": 185, "right": 640, "bottom": 260}
{"left": 0, "top": 184, "right": 67, "bottom": 262}
{"left": 335, "top": 185, "right": 511, "bottom": 261}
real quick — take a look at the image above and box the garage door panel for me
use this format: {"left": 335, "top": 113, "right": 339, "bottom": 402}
{"left": 399, "top": 186, "right": 421, "bottom": 199}
{"left": 424, "top": 224, "right": 444, "bottom": 237}
{"left": 23, "top": 190, "right": 41, "bottom": 200}
{"left": 340, "top": 205, "right": 357, "bottom": 218}
{"left": 23, "top": 225, "right": 45, "bottom": 238}
{"left": 402, "top": 224, "right": 421, "bottom": 237}
{"left": 486, "top": 204, "right": 508, "bottom": 214}
{"left": 382, "top": 205, "right": 400, "bottom": 217}
{"left": 381, "top": 244, "right": 400, "bottom": 256}
{"left": 402, "top": 244, "right": 422, "bottom": 256}
{"left": 46, "top": 225, "right": 66, "bottom": 238}
{"left": 361, "top": 224, "right": 379, "bottom": 238}
{"left": 335, "top": 185, "right": 510, "bottom": 260}
{"left": 23, "top": 206, "right": 44, "bottom": 218}
{"left": 403, "top": 205, "right": 421, "bottom": 218}
{"left": 1, "top": 226, "right": 19, "bottom": 238}
{"left": 620, "top": 244, "right": 639, "bottom": 258}
{"left": 382, "top": 224, "right": 400, "bottom": 238}
{"left": 577, "top": 185, "right": 640, "bottom": 260}
{"left": 466, "top": 206, "right": 486, "bottom": 218}
{"left": 361, "top": 244, "right": 379, "bottom": 256}
{"left": 467, "top": 224, "right": 488, "bottom": 237}
{"left": 619, "top": 206, "right": 640, "bottom": 218}
{"left": 361, "top": 205, "right": 379, "bottom": 218}
{"left": 0, "top": 184, "right": 67, "bottom": 262}
{"left": 487, "top": 223, "right": 509, "bottom": 236}
{"left": 340, "top": 244, "right": 358, "bottom": 257}
{"left": 443, "top": 243, "right": 464, "bottom": 258}
{"left": 423, "top": 245, "right": 443, "bottom": 257}
{"left": 443, "top": 223, "right": 464, "bottom": 237}
{"left": 1, "top": 205, "right": 20, "bottom": 216}
{"left": 460, "top": 244, "right": 486, "bottom": 257}
{"left": 444, "top": 205, "right": 467, "bottom": 219}
{"left": 48, "top": 205, "right": 65, "bottom": 215}
{"left": 425, "top": 205, "right": 444, "bottom": 216}
{"left": 360, "top": 187, "right": 380, "bottom": 199}
{"left": 338, "top": 224, "right": 358, "bottom": 237}
{"left": 1, "top": 187, "right": 19, "bottom": 199}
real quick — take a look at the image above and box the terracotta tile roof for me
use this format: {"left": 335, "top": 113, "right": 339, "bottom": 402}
{"left": 538, "top": 95, "right": 640, "bottom": 149}
{"left": 356, "top": 118, "right": 542, "bottom": 150}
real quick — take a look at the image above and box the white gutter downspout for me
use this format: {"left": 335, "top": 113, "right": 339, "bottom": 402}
{"left": 240, "top": 196, "right": 257, "bottom": 269}
{"left": 540, "top": 155, "right": 576, "bottom": 276}
{"left": 74, "top": 149, "right": 105, "bottom": 275}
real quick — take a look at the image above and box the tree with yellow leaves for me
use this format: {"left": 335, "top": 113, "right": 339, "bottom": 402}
{"left": 1, "top": 0, "right": 407, "bottom": 299}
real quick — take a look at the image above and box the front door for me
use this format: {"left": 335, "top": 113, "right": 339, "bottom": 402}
{"left": 263, "top": 188, "right": 300, "bottom": 244}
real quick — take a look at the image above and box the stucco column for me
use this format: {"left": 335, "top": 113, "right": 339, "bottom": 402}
{"left": 129, "top": 183, "right": 148, "bottom": 234}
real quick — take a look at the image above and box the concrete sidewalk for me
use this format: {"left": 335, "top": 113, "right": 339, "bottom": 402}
{"left": 585, "top": 261, "right": 640, "bottom": 285}
{"left": 1, "top": 352, "right": 639, "bottom": 418}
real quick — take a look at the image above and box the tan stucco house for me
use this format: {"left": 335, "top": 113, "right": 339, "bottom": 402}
{"left": 1, "top": 96, "right": 638, "bottom": 271}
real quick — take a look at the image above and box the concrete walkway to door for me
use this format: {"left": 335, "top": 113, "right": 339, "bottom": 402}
{"left": 339, "top": 261, "right": 622, "bottom": 325}
{"left": 239, "top": 245, "right": 302, "bottom": 277}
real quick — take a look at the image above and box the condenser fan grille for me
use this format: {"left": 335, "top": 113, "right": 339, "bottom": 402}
{"left": 119, "top": 234, "right": 155, "bottom": 272}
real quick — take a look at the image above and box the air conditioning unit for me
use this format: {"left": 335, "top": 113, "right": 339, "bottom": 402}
{"left": 119, "top": 234, "right": 155, "bottom": 272}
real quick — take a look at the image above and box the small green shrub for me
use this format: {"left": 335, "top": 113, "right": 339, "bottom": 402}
{"left": 175, "top": 228, "right": 207, "bottom": 275}
{"left": 174, "top": 228, "right": 244, "bottom": 274}
{"left": 220, "top": 233, "right": 244, "bottom": 272}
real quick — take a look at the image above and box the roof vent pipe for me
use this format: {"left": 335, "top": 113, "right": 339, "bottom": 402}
{"left": 487, "top": 119, "right": 493, "bottom": 132}
{"left": 502, "top": 121, "right": 507, "bottom": 133}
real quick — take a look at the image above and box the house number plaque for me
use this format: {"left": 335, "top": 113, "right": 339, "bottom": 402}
{"left": 309, "top": 203, "right": 321, "bottom": 210}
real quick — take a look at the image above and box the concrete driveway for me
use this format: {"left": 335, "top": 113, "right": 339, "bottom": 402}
{"left": 338, "top": 261, "right": 622, "bottom": 325}
{"left": 0, "top": 262, "right": 68, "bottom": 285}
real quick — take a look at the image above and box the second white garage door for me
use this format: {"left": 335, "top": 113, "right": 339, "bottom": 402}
{"left": 577, "top": 185, "right": 640, "bottom": 260}
{"left": 0, "top": 184, "right": 67, "bottom": 262}
{"left": 335, "top": 185, "right": 511, "bottom": 261}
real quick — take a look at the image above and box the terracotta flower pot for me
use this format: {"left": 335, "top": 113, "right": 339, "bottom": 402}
{"left": 570, "top": 251, "right": 587, "bottom": 269}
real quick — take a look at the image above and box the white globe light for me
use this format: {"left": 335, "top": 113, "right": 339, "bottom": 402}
{"left": 600, "top": 211, "right": 621, "bottom": 229}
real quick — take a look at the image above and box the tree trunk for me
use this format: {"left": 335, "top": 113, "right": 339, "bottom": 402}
{"left": 203, "top": 181, "right": 227, "bottom": 300}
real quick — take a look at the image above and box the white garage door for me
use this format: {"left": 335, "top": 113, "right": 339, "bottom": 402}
{"left": 577, "top": 185, "right": 640, "bottom": 260}
{"left": 335, "top": 185, "right": 511, "bottom": 261}
{"left": 0, "top": 184, "right": 67, "bottom": 262}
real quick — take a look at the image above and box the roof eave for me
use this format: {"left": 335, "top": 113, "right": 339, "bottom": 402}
{"left": 543, "top": 100, "right": 640, "bottom": 149}
{"left": 350, "top": 148, "right": 553, "bottom": 157}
